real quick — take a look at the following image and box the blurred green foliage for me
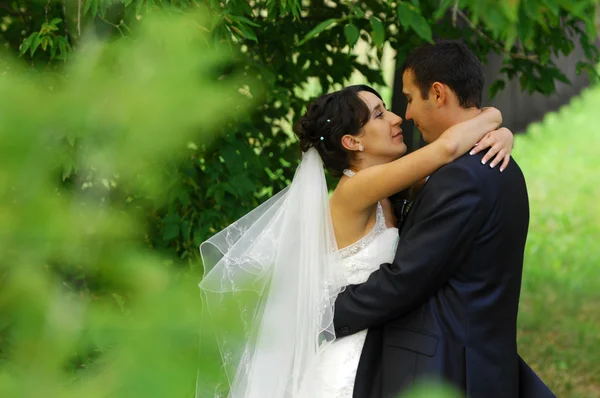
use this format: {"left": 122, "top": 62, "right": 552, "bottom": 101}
{"left": 399, "top": 380, "right": 462, "bottom": 398}
{"left": 0, "top": 9, "right": 244, "bottom": 397}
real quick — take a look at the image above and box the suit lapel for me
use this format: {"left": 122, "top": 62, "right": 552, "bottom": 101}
{"left": 398, "top": 173, "right": 435, "bottom": 235}
{"left": 398, "top": 193, "right": 422, "bottom": 236}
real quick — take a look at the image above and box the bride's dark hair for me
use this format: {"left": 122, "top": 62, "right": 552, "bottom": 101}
{"left": 294, "top": 85, "right": 383, "bottom": 177}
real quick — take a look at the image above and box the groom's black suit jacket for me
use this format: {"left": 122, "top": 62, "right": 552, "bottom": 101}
{"left": 333, "top": 152, "right": 554, "bottom": 398}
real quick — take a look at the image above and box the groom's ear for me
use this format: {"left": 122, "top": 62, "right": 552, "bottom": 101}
{"left": 431, "top": 82, "right": 446, "bottom": 108}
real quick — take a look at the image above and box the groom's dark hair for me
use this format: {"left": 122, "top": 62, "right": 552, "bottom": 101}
{"left": 401, "top": 40, "right": 484, "bottom": 108}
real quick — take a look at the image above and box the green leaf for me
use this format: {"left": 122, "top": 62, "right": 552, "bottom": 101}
{"left": 50, "top": 18, "right": 62, "bottom": 27}
{"left": 298, "top": 18, "right": 338, "bottom": 45}
{"left": 230, "top": 174, "right": 255, "bottom": 196}
{"left": 397, "top": 2, "right": 413, "bottom": 29}
{"left": 522, "top": 0, "right": 538, "bottom": 19}
{"left": 540, "top": 48, "right": 551, "bottom": 66}
{"left": 30, "top": 34, "right": 42, "bottom": 56}
{"left": 537, "top": 74, "right": 555, "bottom": 94}
{"left": 177, "top": 189, "right": 191, "bottom": 206}
{"left": 41, "top": 37, "right": 49, "bottom": 51}
{"left": 504, "top": 27, "right": 517, "bottom": 52}
{"left": 162, "top": 223, "right": 180, "bottom": 241}
{"left": 344, "top": 23, "right": 360, "bottom": 47}
{"left": 369, "top": 16, "right": 385, "bottom": 47}
{"left": 62, "top": 163, "right": 73, "bottom": 181}
{"left": 481, "top": 8, "right": 506, "bottom": 38}
{"left": 489, "top": 79, "right": 506, "bottom": 99}
{"left": 517, "top": 3, "right": 535, "bottom": 46}
{"left": 353, "top": 7, "right": 365, "bottom": 18}
{"left": 552, "top": 69, "right": 570, "bottom": 85}
{"left": 519, "top": 73, "right": 530, "bottom": 92}
{"left": 84, "top": 0, "right": 99, "bottom": 17}
{"left": 181, "top": 220, "right": 191, "bottom": 241}
{"left": 222, "top": 182, "right": 239, "bottom": 197}
{"left": 500, "top": 0, "right": 519, "bottom": 22}
{"left": 55, "top": 36, "right": 70, "bottom": 60}
{"left": 232, "top": 15, "right": 260, "bottom": 28}
{"left": 136, "top": 0, "right": 145, "bottom": 15}
{"left": 19, "top": 32, "right": 38, "bottom": 56}
{"left": 584, "top": 15, "right": 597, "bottom": 41}
{"left": 66, "top": 132, "right": 76, "bottom": 147}
{"left": 221, "top": 147, "right": 244, "bottom": 174}
{"left": 397, "top": 2, "right": 433, "bottom": 43}
{"left": 434, "top": 0, "right": 454, "bottom": 20}
{"left": 541, "top": 0, "right": 559, "bottom": 16}
{"left": 235, "top": 23, "right": 258, "bottom": 41}
{"left": 162, "top": 213, "right": 182, "bottom": 241}
{"left": 50, "top": 42, "right": 57, "bottom": 59}
{"left": 409, "top": 12, "right": 433, "bottom": 43}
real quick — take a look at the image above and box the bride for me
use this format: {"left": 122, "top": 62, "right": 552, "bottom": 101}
{"left": 199, "top": 85, "right": 511, "bottom": 397}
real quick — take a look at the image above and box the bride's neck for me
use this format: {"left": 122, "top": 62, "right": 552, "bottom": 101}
{"left": 349, "top": 154, "right": 398, "bottom": 173}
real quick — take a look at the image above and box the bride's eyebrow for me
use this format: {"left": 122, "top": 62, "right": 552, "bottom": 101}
{"left": 371, "top": 103, "right": 384, "bottom": 116}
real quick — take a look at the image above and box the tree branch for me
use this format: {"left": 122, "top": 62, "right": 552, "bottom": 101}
{"left": 45, "top": 0, "right": 51, "bottom": 23}
{"left": 456, "top": 9, "right": 538, "bottom": 62}
{"left": 99, "top": 15, "right": 124, "bottom": 36}
{"left": 451, "top": 0, "right": 459, "bottom": 27}
{"left": 62, "top": 1, "right": 71, "bottom": 45}
{"left": 594, "top": 4, "right": 600, "bottom": 40}
{"left": 77, "top": 0, "right": 81, "bottom": 36}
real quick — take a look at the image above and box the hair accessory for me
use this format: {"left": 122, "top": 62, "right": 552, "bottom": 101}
{"left": 326, "top": 119, "right": 331, "bottom": 122}
{"left": 320, "top": 136, "right": 324, "bottom": 141}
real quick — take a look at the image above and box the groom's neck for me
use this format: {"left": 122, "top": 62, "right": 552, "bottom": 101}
{"left": 434, "top": 107, "right": 482, "bottom": 141}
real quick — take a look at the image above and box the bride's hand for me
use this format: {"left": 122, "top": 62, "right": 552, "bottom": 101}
{"left": 469, "top": 127, "right": 514, "bottom": 172}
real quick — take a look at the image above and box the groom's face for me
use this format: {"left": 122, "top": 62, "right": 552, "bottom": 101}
{"left": 402, "top": 70, "right": 440, "bottom": 143}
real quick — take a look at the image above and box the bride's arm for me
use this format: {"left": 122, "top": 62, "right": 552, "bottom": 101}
{"left": 336, "top": 107, "right": 504, "bottom": 212}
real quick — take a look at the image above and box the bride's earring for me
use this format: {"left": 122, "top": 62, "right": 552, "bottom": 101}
{"left": 358, "top": 144, "right": 364, "bottom": 152}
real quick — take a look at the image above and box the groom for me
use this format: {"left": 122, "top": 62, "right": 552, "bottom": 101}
{"left": 333, "top": 41, "right": 554, "bottom": 397}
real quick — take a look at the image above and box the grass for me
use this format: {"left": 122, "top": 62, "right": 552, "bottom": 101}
{"left": 514, "top": 85, "right": 600, "bottom": 397}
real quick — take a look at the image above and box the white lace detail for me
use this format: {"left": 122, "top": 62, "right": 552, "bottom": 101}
{"left": 338, "top": 169, "right": 388, "bottom": 260}
{"left": 338, "top": 202, "right": 387, "bottom": 259}
{"left": 299, "top": 227, "right": 399, "bottom": 397}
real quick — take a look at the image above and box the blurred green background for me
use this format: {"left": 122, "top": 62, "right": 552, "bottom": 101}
{"left": 0, "top": 1, "right": 598, "bottom": 397}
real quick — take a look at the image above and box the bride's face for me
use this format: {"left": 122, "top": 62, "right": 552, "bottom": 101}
{"left": 355, "top": 91, "right": 407, "bottom": 161}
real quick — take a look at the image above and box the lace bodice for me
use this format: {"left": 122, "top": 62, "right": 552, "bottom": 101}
{"left": 339, "top": 203, "right": 399, "bottom": 284}
{"left": 338, "top": 202, "right": 388, "bottom": 258}
{"left": 300, "top": 201, "right": 398, "bottom": 397}
{"left": 338, "top": 168, "right": 399, "bottom": 284}
{"left": 298, "top": 169, "right": 400, "bottom": 398}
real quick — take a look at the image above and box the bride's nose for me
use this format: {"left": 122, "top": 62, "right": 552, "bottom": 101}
{"left": 389, "top": 111, "right": 403, "bottom": 126}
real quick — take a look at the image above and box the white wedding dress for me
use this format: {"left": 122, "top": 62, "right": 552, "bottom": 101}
{"left": 200, "top": 152, "right": 400, "bottom": 398}
{"left": 299, "top": 202, "right": 399, "bottom": 397}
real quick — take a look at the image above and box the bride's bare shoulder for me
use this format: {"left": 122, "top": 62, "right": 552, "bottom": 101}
{"left": 330, "top": 183, "right": 371, "bottom": 227}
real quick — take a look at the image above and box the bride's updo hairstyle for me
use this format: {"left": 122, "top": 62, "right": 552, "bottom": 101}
{"left": 294, "top": 85, "right": 383, "bottom": 177}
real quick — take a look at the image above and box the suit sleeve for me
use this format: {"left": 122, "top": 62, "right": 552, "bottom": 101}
{"left": 334, "top": 163, "right": 486, "bottom": 337}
